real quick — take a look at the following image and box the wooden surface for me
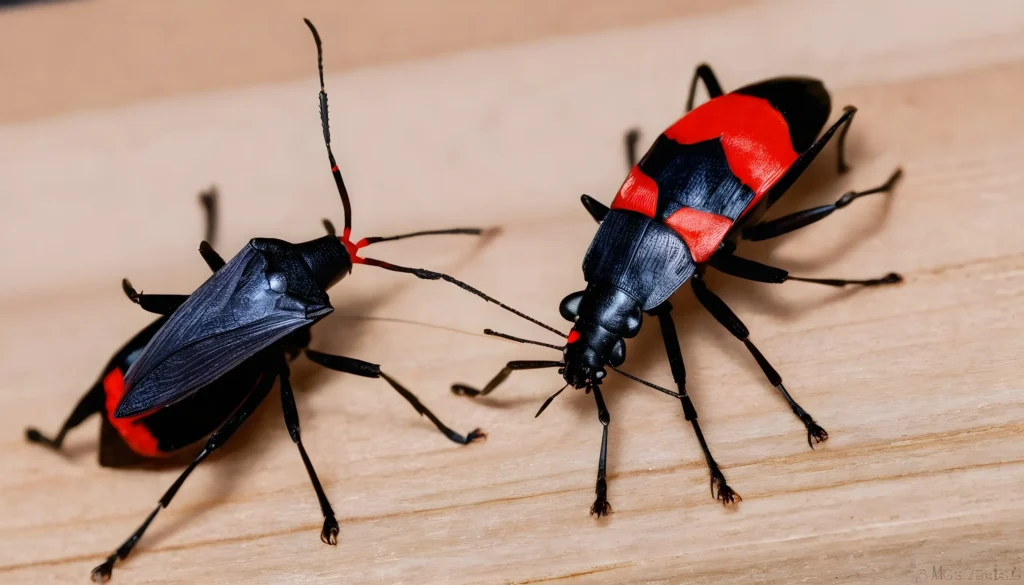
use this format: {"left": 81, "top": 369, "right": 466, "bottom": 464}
{"left": 2, "top": 1, "right": 1023, "bottom": 583}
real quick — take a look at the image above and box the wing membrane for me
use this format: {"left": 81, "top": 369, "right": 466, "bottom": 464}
{"left": 118, "top": 243, "right": 331, "bottom": 417}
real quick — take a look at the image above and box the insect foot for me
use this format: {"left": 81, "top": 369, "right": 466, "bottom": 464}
{"left": 90, "top": 556, "right": 116, "bottom": 583}
{"left": 711, "top": 471, "right": 742, "bottom": 505}
{"left": 321, "top": 515, "right": 340, "bottom": 545}
{"left": 465, "top": 429, "right": 488, "bottom": 443}
{"left": 802, "top": 416, "right": 829, "bottom": 449}
{"left": 449, "top": 384, "right": 481, "bottom": 397}
{"left": 590, "top": 497, "right": 612, "bottom": 517}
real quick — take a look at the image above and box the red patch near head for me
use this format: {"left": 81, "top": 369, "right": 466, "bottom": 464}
{"left": 663, "top": 207, "right": 734, "bottom": 263}
{"left": 664, "top": 93, "right": 798, "bottom": 211}
{"left": 567, "top": 330, "right": 581, "bottom": 344}
{"left": 103, "top": 368, "right": 163, "bottom": 457}
{"left": 610, "top": 166, "right": 658, "bottom": 217}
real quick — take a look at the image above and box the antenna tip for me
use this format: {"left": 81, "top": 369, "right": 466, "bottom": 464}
{"left": 303, "top": 18, "right": 321, "bottom": 42}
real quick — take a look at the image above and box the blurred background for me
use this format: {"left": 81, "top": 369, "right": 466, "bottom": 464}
{"left": 2, "top": 1, "right": 1023, "bottom": 584}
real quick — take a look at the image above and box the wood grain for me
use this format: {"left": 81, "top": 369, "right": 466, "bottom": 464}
{"left": 1, "top": 1, "right": 1023, "bottom": 584}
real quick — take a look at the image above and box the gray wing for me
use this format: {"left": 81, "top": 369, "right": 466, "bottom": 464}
{"left": 117, "top": 243, "right": 331, "bottom": 418}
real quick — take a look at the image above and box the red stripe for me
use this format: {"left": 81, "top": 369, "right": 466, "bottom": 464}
{"left": 103, "top": 368, "right": 163, "bottom": 457}
{"left": 664, "top": 93, "right": 798, "bottom": 213}
{"left": 610, "top": 166, "right": 658, "bottom": 217}
{"left": 331, "top": 165, "right": 339, "bottom": 173}
{"left": 663, "top": 207, "right": 734, "bottom": 263}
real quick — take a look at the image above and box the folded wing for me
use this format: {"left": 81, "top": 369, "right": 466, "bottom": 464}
{"left": 117, "top": 243, "right": 331, "bottom": 418}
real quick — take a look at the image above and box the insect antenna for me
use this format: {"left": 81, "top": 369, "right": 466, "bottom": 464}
{"left": 358, "top": 228, "right": 483, "bottom": 246}
{"left": 304, "top": 18, "right": 353, "bottom": 239}
{"left": 357, "top": 257, "right": 567, "bottom": 338}
{"left": 484, "top": 329, "right": 564, "bottom": 351}
{"left": 609, "top": 366, "right": 681, "bottom": 399}
{"left": 535, "top": 384, "right": 569, "bottom": 418}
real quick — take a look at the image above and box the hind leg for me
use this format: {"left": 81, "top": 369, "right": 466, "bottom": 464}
{"left": 25, "top": 382, "right": 104, "bottom": 450}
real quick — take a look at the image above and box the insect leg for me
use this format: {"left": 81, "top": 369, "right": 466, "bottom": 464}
{"left": 690, "top": 275, "right": 828, "bottom": 448}
{"left": 685, "top": 63, "right": 724, "bottom": 112}
{"left": 762, "top": 107, "right": 858, "bottom": 210}
{"left": 743, "top": 168, "right": 902, "bottom": 241}
{"left": 278, "top": 358, "right": 339, "bottom": 545}
{"left": 198, "top": 186, "right": 218, "bottom": 245}
{"left": 25, "top": 382, "right": 104, "bottom": 450}
{"left": 449, "top": 360, "right": 564, "bottom": 397}
{"left": 199, "top": 241, "right": 226, "bottom": 271}
{"left": 709, "top": 254, "right": 902, "bottom": 288}
{"left": 590, "top": 384, "right": 612, "bottom": 517}
{"left": 622, "top": 65, "right": 723, "bottom": 174}
{"left": 624, "top": 127, "right": 642, "bottom": 168}
{"left": 90, "top": 369, "right": 277, "bottom": 582}
{"left": 120, "top": 279, "right": 188, "bottom": 316}
{"left": 304, "top": 350, "right": 486, "bottom": 444}
{"left": 648, "top": 302, "right": 741, "bottom": 505}
{"left": 580, "top": 194, "right": 609, "bottom": 223}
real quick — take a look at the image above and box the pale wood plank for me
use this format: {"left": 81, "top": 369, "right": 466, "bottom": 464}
{"left": 1, "top": 1, "right": 1022, "bottom": 583}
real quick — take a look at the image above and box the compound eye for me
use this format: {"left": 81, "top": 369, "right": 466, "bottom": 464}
{"left": 559, "top": 291, "right": 585, "bottom": 321}
{"left": 268, "top": 272, "right": 288, "bottom": 293}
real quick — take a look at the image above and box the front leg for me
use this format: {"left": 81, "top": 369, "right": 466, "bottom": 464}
{"left": 451, "top": 360, "right": 564, "bottom": 397}
{"left": 648, "top": 302, "right": 740, "bottom": 504}
{"left": 590, "top": 385, "right": 612, "bottom": 517}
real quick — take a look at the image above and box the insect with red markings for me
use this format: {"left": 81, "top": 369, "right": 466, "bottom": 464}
{"left": 24, "top": 20, "right": 532, "bottom": 582}
{"left": 450, "top": 65, "right": 904, "bottom": 516}
{"left": 25, "top": 188, "right": 223, "bottom": 466}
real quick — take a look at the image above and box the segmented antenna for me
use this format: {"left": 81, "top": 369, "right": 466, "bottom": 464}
{"left": 304, "top": 18, "right": 353, "bottom": 238}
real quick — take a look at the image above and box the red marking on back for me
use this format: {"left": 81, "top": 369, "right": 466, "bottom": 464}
{"left": 663, "top": 208, "right": 734, "bottom": 263}
{"left": 567, "top": 330, "right": 581, "bottom": 344}
{"left": 331, "top": 165, "right": 339, "bottom": 173}
{"left": 664, "top": 93, "right": 798, "bottom": 213}
{"left": 103, "top": 368, "right": 163, "bottom": 457}
{"left": 610, "top": 166, "right": 658, "bottom": 217}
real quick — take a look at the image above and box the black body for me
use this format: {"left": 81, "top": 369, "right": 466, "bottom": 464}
{"left": 452, "top": 64, "right": 904, "bottom": 517}
{"left": 118, "top": 235, "right": 346, "bottom": 417}
{"left": 27, "top": 21, "right": 521, "bottom": 582}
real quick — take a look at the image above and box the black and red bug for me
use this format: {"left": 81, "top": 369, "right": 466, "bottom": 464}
{"left": 450, "top": 64, "right": 904, "bottom": 516}
{"left": 23, "top": 19, "right": 542, "bottom": 582}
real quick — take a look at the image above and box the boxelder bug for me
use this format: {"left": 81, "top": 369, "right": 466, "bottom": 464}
{"left": 25, "top": 187, "right": 221, "bottom": 467}
{"left": 27, "top": 20, "right": 545, "bottom": 582}
{"left": 451, "top": 65, "right": 904, "bottom": 516}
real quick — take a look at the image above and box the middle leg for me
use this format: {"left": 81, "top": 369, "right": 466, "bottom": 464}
{"left": 690, "top": 274, "right": 828, "bottom": 448}
{"left": 709, "top": 253, "right": 902, "bottom": 287}
{"left": 278, "top": 358, "right": 340, "bottom": 545}
{"left": 305, "top": 350, "right": 486, "bottom": 444}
